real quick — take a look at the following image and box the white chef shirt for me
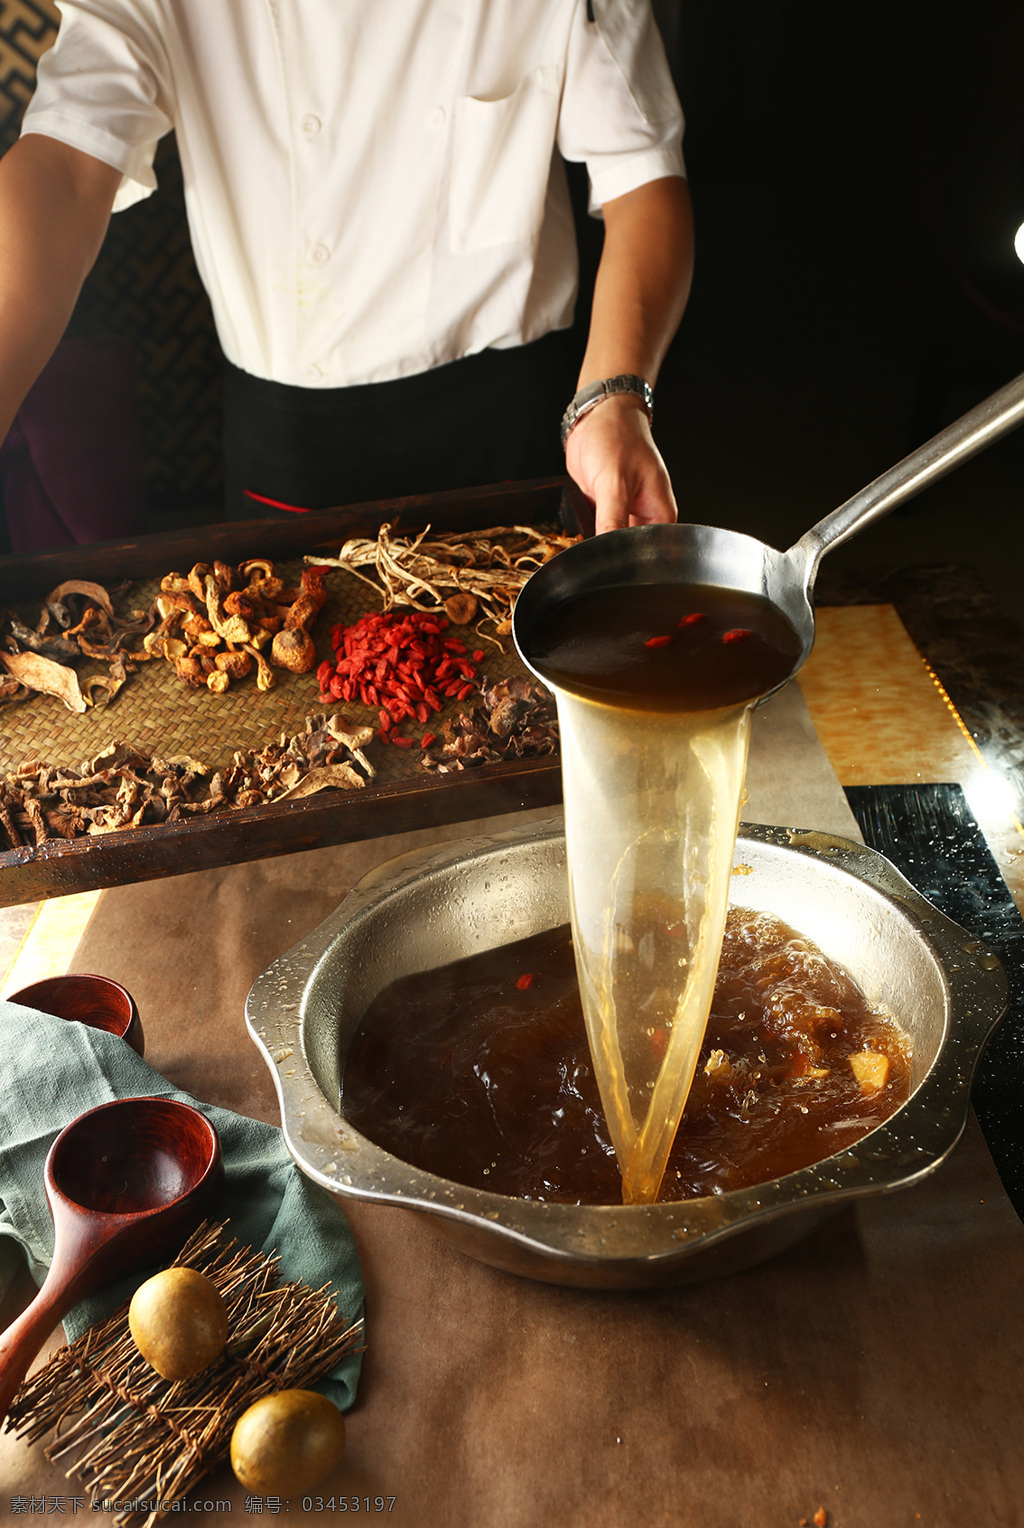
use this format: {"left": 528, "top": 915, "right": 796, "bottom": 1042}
{"left": 23, "top": 1, "right": 685, "bottom": 390}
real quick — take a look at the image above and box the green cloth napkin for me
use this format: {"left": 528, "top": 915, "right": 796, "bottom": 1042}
{"left": 0, "top": 1002, "right": 363, "bottom": 1409}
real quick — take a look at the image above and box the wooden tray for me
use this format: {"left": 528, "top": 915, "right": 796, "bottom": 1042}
{"left": 0, "top": 477, "right": 583, "bottom": 907}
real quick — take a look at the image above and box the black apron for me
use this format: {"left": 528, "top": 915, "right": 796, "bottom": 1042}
{"left": 222, "top": 329, "right": 577, "bottom": 519}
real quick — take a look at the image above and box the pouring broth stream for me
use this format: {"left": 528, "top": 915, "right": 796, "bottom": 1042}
{"left": 529, "top": 581, "right": 802, "bottom": 1204}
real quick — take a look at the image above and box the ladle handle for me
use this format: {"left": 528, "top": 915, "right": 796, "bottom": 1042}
{"left": 790, "top": 368, "right": 1024, "bottom": 582}
{"left": 0, "top": 1262, "right": 78, "bottom": 1422}
{"left": 0, "top": 1201, "right": 124, "bottom": 1423}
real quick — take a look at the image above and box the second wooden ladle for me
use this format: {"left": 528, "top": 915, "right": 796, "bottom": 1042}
{"left": 0, "top": 1095, "right": 223, "bottom": 1423}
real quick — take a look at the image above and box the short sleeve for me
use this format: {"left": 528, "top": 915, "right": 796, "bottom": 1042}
{"left": 20, "top": 1, "right": 174, "bottom": 212}
{"left": 557, "top": 0, "right": 686, "bottom": 213}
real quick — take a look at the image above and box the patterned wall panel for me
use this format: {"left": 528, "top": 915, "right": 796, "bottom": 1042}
{"left": 0, "top": 0, "right": 224, "bottom": 513}
{"left": 0, "top": 0, "right": 55, "bottom": 148}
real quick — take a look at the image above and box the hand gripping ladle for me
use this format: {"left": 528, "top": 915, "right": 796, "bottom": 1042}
{"left": 0, "top": 1096, "right": 223, "bottom": 1423}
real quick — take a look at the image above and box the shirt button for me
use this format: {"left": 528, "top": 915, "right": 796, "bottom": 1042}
{"left": 301, "top": 113, "right": 322, "bottom": 137}
{"left": 305, "top": 364, "right": 324, "bottom": 383}
{"left": 428, "top": 105, "right": 446, "bottom": 129}
{"left": 311, "top": 243, "right": 330, "bottom": 265}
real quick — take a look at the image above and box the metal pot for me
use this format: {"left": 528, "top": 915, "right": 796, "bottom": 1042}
{"left": 245, "top": 817, "right": 1007, "bottom": 1289}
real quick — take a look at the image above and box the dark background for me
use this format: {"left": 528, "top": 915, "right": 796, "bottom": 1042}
{"left": 2, "top": 1, "right": 1023, "bottom": 606}
{"left": 659, "top": 0, "right": 1024, "bottom": 567}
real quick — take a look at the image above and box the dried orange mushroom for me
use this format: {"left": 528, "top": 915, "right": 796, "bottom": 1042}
{"left": 271, "top": 567, "right": 328, "bottom": 674}
{"left": 150, "top": 560, "right": 329, "bottom": 692}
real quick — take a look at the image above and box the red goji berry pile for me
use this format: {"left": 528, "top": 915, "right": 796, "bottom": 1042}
{"left": 318, "top": 610, "right": 481, "bottom": 747}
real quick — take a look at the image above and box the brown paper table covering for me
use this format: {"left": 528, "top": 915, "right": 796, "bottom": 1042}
{"left": 3, "top": 684, "right": 1024, "bottom": 1526}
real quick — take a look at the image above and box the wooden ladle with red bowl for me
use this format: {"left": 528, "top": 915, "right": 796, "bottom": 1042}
{"left": 0, "top": 1096, "right": 223, "bottom": 1422}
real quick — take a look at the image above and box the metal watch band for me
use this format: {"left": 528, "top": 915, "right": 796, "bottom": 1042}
{"left": 559, "top": 374, "right": 654, "bottom": 448}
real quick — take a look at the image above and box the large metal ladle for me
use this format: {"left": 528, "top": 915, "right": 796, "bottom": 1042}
{"left": 514, "top": 368, "right": 1024, "bottom": 1204}
{"left": 517, "top": 367, "right": 1024, "bottom": 693}
{"left": 0, "top": 1096, "right": 223, "bottom": 1423}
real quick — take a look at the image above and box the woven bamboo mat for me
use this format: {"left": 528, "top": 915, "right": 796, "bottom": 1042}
{"left": 1, "top": 559, "right": 529, "bottom": 785}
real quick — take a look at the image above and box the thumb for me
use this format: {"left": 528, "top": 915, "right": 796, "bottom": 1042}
{"left": 593, "top": 475, "right": 633, "bottom": 535}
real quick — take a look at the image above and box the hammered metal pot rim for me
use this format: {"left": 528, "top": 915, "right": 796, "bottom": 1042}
{"left": 245, "top": 816, "right": 1008, "bottom": 1287}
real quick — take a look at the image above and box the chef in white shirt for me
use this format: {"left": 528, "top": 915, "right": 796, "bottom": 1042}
{"left": 0, "top": 0, "right": 693, "bottom": 534}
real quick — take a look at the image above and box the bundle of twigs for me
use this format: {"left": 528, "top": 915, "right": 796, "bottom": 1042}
{"left": 306, "top": 522, "right": 580, "bottom": 642}
{"left": 8, "top": 1221, "right": 362, "bottom": 1527}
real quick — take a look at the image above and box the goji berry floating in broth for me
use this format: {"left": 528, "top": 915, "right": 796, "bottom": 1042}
{"left": 531, "top": 583, "right": 802, "bottom": 712}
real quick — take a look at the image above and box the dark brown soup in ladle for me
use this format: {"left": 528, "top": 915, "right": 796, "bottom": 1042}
{"left": 528, "top": 581, "right": 801, "bottom": 713}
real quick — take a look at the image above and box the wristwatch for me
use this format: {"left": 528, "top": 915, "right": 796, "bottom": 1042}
{"left": 559, "top": 374, "right": 654, "bottom": 448}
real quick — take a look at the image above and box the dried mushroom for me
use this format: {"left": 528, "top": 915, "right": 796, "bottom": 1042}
{"left": 215, "top": 648, "right": 253, "bottom": 680}
{"left": 40, "top": 580, "right": 115, "bottom": 627}
{"left": 419, "top": 677, "right": 558, "bottom": 772}
{"left": 0, "top": 580, "right": 151, "bottom": 709}
{"left": 244, "top": 643, "right": 276, "bottom": 692}
{"left": 0, "top": 714, "right": 376, "bottom": 851}
{"left": 271, "top": 627, "right": 316, "bottom": 674}
{"left": 443, "top": 591, "right": 479, "bottom": 626}
{"left": 275, "top": 761, "right": 364, "bottom": 798}
{"left": 2, "top": 610, "right": 81, "bottom": 664}
{"left": 270, "top": 567, "right": 327, "bottom": 674}
{"left": 0, "top": 650, "right": 89, "bottom": 713}
{"left": 151, "top": 559, "right": 329, "bottom": 691}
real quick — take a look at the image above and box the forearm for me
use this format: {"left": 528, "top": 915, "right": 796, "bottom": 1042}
{"left": 0, "top": 135, "right": 120, "bottom": 443}
{"left": 577, "top": 174, "right": 694, "bottom": 390}
{"left": 565, "top": 175, "right": 693, "bottom": 533}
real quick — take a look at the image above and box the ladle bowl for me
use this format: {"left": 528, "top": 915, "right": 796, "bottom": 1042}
{"left": 514, "top": 367, "right": 1024, "bottom": 698}
{"left": 0, "top": 1096, "right": 223, "bottom": 1420}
